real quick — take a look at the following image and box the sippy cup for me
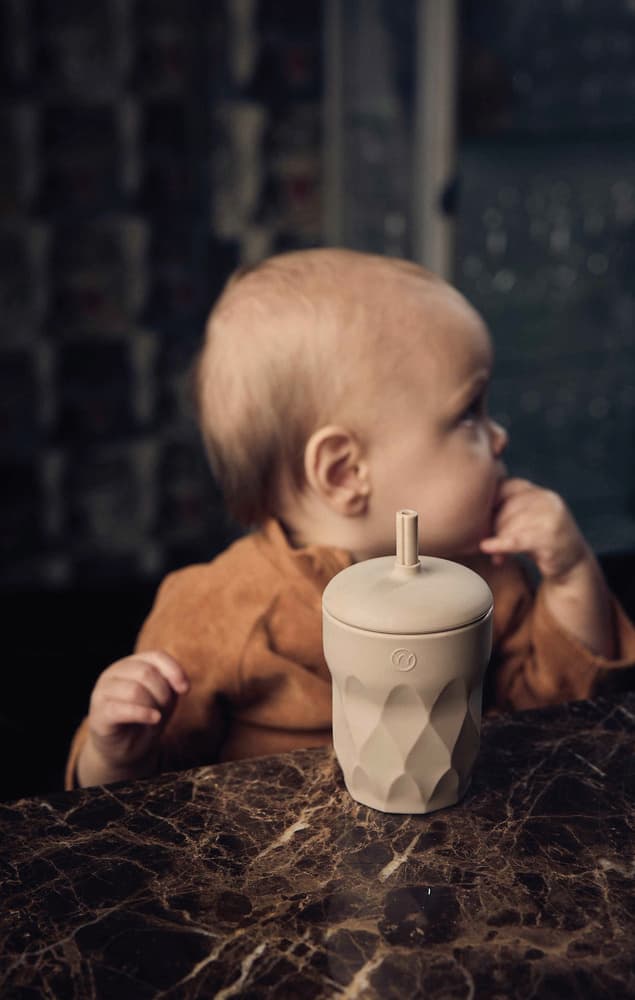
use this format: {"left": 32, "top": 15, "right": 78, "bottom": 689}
{"left": 322, "top": 509, "right": 493, "bottom": 814}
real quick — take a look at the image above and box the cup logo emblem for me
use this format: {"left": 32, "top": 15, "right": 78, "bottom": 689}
{"left": 391, "top": 648, "right": 417, "bottom": 671}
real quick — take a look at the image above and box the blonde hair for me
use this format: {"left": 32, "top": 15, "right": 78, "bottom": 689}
{"left": 193, "top": 248, "right": 441, "bottom": 527}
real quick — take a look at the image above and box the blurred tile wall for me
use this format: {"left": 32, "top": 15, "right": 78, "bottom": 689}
{"left": 2, "top": 0, "right": 633, "bottom": 591}
{"left": 336, "top": 0, "right": 416, "bottom": 258}
{"left": 457, "top": 0, "right": 635, "bottom": 552}
{"left": 328, "top": 0, "right": 635, "bottom": 553}
{"left": 0, "top": 0, "right": 323, "bottom": 587}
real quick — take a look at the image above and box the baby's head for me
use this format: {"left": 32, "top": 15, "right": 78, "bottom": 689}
{"left": 194, "top": 248, "right": 508, "bottom": 561}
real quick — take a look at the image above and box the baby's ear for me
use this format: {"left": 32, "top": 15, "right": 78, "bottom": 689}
{"left": 304, "top": 425, "right": 370, "bottom": 516}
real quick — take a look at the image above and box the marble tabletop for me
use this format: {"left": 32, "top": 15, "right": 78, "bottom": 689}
{"left": 1, "top": 693, "right": 634, "bottom": 999}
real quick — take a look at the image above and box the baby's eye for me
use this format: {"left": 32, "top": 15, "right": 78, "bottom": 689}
{"left": 460, "top": 393, "right": 486, "bottom": 424}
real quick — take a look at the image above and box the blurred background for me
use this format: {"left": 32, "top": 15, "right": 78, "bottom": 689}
{"left": 1, "top": 0, "right": 634, "bottom": 797}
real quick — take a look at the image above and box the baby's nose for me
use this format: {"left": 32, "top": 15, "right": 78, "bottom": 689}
{"left": 489, "top": 419, "right": 509, "bottom": 456}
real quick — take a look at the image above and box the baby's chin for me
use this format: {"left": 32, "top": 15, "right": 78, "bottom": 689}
{"left": 452, "top": 518, "right": 496, "bottom": 559}
{"left": 441, "top": 535, "right": 487, "bottom": 561}
{"left": 453, "top": 541, "right": 486, "bottom": 560}
{"left": 482, "top": 481, "right": 505, "bottom": 538}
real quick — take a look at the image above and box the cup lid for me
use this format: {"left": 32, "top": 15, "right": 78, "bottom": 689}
{"left": 322, "top": 509, "right": 493, "bottom": 635}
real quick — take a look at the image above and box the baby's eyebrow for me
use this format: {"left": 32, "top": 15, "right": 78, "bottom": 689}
{"left": 449, "top": 370, "right": 491, "bottom": 409}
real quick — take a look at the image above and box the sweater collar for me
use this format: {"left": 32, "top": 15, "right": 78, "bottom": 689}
{"left": 256, "top": 518, "right": 354, "bottom": 583}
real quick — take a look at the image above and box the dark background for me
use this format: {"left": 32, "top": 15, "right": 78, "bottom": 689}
{"left": 1, "top": 0, "right": 634, "bottom": 799}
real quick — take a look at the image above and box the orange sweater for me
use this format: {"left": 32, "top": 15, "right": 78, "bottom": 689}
{"left": 66, "top": 519, "right": 635, "bottom": 787}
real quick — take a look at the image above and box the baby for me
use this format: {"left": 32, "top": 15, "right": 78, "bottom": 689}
{"left": 67, "top": 249, "right": 635, "bottom": 788}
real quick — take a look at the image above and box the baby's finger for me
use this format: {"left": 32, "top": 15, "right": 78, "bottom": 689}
{"left": 493, "top": 493, "right": 537, "bottom": 529}
{"left": 134, "top": 651, "right": 190, "bottom": 695}
{"left": 106, "top": 652, "right": 189, "bottom": 697}
{"left": 479, "top": 534, "right": 525, "bottom": 555}
{"left": 495, "top": 478, "right": 538, "bottom": 505}
{"left": 95, "top": 675, "right": 172, "bottom": 714}
{"left": 92, "top": 698, "right": 162, "bottom": 737}
{"left": 99, "top": 663, "right": 176, "bottom": 712}
{"left": 493, "top": 502, "right": 552, "bottom": 540}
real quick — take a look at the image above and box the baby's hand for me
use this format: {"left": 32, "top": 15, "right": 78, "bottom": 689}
{"left": 77, "top": 651, "right": 189, "bottom": 786}
{"left": 479, "top": 478, "right": 589, "bottom": 581}
{"left": 480, "top": 477, "right": 615, "bottom": 657}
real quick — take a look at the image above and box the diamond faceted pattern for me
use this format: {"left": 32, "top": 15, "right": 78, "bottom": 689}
{"left": 381, "top": 683, "right": 429, "bottom": 757}
{"left": 342, "top": 675, "right": 385, "bottom": 753}
{"left": 336, "top": 671, "right": 479, "bottom": 813}
{"left": 450, "top": 706, "right": 480, "bottom": 777}
{"left": 429, "top": 677, "right": 468, "bottom": 752}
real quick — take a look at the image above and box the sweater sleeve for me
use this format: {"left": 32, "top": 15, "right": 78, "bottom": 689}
{"left": 137, "top": 567, "right": 246, "bottom": 771}
{"left": 491, "top": 560, "right": 635, "bottom": 712}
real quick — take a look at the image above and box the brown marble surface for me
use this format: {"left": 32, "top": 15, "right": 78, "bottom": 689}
{"left": 1, "top": 693, "right": 634, "bottom": 999}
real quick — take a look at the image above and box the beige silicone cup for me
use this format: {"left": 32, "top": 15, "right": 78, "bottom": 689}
{"left": 323, "top": 510, "right": 493, "bottom": 814}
